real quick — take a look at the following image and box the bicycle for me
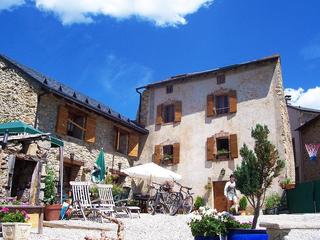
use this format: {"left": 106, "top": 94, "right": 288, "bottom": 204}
{"left": 169, "top": 181, "right": 194, "bottom": 216}
{"left": 147, "top": 182, "right": 173, "bottom": 215}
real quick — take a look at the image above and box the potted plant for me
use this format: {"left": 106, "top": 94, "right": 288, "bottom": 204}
{"left": 0, "top": 207, "right": 31, "bottom": 240}
{"left": 194, "top": 196, "right": 205, "bottom": 210}
{"left": 217, "top": 149, "right": 229, "bottom": 160}
{"left": 234, "top": 124, "right": 285, "bottom": 229}
{"left": 238, "top": 196, "right": 247, "bottom": 215}
{"left": 188, "top": 207, "right": 252, "bottom": 240}
{"left": 43, "top": 167, "right": 61, "bottom": 221}
{"left": 279, "top": 178, "right": 295, "bottom": 190}
{"left": 263, "top": 193, "right": 281, "bottom": 215}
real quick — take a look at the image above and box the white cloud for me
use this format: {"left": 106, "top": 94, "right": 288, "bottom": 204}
{"left": 285, "top": 87, "right": 320, "bottom": 110}
{"left": 1, "top": 0, "right": 213, "bottom": 26}
{"left": 0, "top": 0, "right": 25, "bottom": 10}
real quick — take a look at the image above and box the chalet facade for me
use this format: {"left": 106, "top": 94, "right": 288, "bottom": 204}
{"left": 0, "top": 55, "right": 147, "bottom": 198}
{"left": 138, "top": 55, "right": 295, "bottom": 210}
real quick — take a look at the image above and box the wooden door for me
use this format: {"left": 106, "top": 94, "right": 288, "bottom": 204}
{"left": 213, "top": 181, "right": 227, "bottom": 212}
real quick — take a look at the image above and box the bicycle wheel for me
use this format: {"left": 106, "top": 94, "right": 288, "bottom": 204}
{"left": 183, "top": 195, "right": 194, "bottom": 214}
{"left": 147, "top": 198, "right": 156, "bottom": 215}
{"left": 169, "top": 192, "right": 182, "bottom": 216}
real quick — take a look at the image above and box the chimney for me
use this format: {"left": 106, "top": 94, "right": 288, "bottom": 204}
{"left": 285, "top": 95, "right": 292, "bottom": 105}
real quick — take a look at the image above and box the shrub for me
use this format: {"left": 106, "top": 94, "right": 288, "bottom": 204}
{"left": 265, "top": 193, "right": 281, "bottom": 209}
{"left": 0, "top": 208, "right": 29, "bottom": 223}
{"left": 194, "top": 196, "right": 205, "bottom": 210}
{"left": 239, "top": 196, "right": 248, "bottom": 211}
{"left": 44, "top": 167, "right": 57, "bottom": 205}
{"left": 234, "top": 124, "right": 285, "bottom": 228}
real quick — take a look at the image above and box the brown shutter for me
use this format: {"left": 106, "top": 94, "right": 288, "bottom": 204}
{"left": 114, "top": 128, "right": 120, "bottom": 151}
{"left": 174, "top": 101, "right": 182, "bottom": 123}
{"left": 207, "top": 137, "right": 216, "bottom": 161}
{"left": 56, "top": 105, "right": 68, "bottom": 135}
{"left": 173, "top": 143, "right": 180, "bottom": 164}
{"left": 128, "top": 134, "right": 139, "bottom": 157}
{"left": 154, "top": 145, "right": 161, "bottom": 165}
{"left": 229, "top": 90, "right": 237, "bottom": 113}
{"left": 85, "top": 116, "right": 96, "bottom": 143}
{"left": 207, "top": 94, "right": 215, "bottom": 117}
{"left": 156, "top": 104, "right": 163, "bottom": 125}
{"left": 230, "top": 134, "right": 238, "bottom": 159}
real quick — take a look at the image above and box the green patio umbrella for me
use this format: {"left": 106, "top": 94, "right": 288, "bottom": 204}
{"left": 92, "top": 149, "right": 106, "bottom": 183}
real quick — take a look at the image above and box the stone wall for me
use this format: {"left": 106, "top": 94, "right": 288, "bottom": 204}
{"left": 37, "top": 94, "right": 135, "bottom": 185}
{"left": 300, "top": 117, "right": 320, "bottom": 182}
{"left": 0, "top": 60, "right": 39, "bottom": 125}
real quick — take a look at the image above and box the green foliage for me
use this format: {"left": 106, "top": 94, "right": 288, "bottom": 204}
{"left": 127, "top": 199, "right": 139, "bottom": 206}
{"left": 43, "top": 167, "right": 57, "bottom": 205}
{"left": 90, "top": 186, "right": 99, "bottom": 199}
{"left": 105, "top": 174, "right": 124, "bottom": 197}
{"left": 280, "top": 178, "right": 292, "bottom": 187}
{"left": 217, "top": 149, "right": 229, "bottom": 155}
{"left": 234, "top": 124, "right": 285, "bottom": 228}
{"left": 0, "top": 208, "right": 29, "bottom": 223}
{"left": 189, "top": 208, "right": 251, "bottom": 237}
{"left": 194, "top": 196, "right": 205, "bottom": 209}
{"left": 239, "top": 196, "right": 248, "bottom": 211}
{"left": 265, "top": 193, "right": 281, "bottom": 209}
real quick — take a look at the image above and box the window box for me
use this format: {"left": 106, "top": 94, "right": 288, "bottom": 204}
{"left": 216, "top": 152, "right": 230, "bottom": 160}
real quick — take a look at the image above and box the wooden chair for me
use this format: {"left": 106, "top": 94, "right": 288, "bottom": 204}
{"left": 97, "top": 184, "right": 140, "bottom": 219}
{"left": 70, "top": 181, "right": 113, "bottom": 221}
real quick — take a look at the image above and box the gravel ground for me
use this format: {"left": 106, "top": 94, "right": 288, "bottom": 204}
{"left": 2, "top": 214, "right": 320, "bottom": 240}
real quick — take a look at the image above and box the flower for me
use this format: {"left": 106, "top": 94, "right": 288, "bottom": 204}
{"left": 1, "top": 207, "right": 9, "bottom": 213}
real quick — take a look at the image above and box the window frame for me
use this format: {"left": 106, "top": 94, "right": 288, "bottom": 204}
{"left": 162, "top": 144, "right": 174, "bottom": 165}
{"left": 163, "top": 104, "right": 175, "bottom": 123}
{"left": 217, "top": 74, "right": 225, "bottom": 85}
{"left": 66, "top": 107, "right": 87, "bottom": 140}
{"left": 215, "top": 94, "right": 229, "bottom": 115}
{"left": 166, "top": 85, "right": 173, "bottom": 94}
{"left": 216, "top": 137, "right": 230, "bottom": 160}
{"left": 114, "top": 127, "right": 129, "bottom": 155}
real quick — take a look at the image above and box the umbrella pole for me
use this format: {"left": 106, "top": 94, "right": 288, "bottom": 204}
{"left": 59, "top": 146, "right": 64, "bottom": 204}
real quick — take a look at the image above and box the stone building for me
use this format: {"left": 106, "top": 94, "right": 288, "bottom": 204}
{"left": 0, "top": 54, "right": 148, "bottom": 199}
{"left": 295, "top": 114, "right": 320, "bottom": 182}
{"left": 287, "top": 105, "right": 320, "bottom": 183}
{"left": 137, "top": 55, "right": 295, "bottom": 210}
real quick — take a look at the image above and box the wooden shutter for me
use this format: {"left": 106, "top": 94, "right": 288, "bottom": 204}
{"left": 174, "top": 101, "right": 182, "bottom": 123}
{"left": 230, "top": 134, "right": 238, "bottom": 159}
{"left": 128, "top": 134, "right": 139, "bottom": 157}
{"left": 114, "top": 128, "right": 120, "bottom": 151}
{"left": 207, "top": 137, "right": 216, "bottom": 161}
{"left": 207, "top": 94, "right": 215, "bottom": 117}
{"left": 85, "top": 116, "right": 96, "bottom": 143}
{"left": 173, "top": 143, "right": 180, "bottom": 164}
{"left": 154, "top": 145, "right": 162, "bottom": 165}
{"left": 156, "top": 104, "right": 163, "bottom": 125}
{"left": 56, "top": 105, "right": 68, "bottom": 135}
{"left": 229, "top": 90, "right": 237, "bottom": 113}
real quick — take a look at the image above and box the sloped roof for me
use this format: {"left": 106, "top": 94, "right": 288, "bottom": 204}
{"left": 296, "top": 114, "right": 320, "bottom": 131}
{"left": 139, "top": 54, "right": 280, "bottom": 89}
{"left": 0, "top": 54, "right": 148, "bottom": 134}
{"left": 287, "top": 104, "right": 320, "bottom": 114}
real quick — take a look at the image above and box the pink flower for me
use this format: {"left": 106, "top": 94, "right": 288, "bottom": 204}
{"left": 21, "top": 210, "right": 27, "bottom": 216}
{"left": 1, "top": 207, "right": 9, "bottom": 213}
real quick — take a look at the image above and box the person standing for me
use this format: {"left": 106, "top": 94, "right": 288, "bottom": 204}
{"left": 224, "top": 174, "right": 238, "bottom": 214}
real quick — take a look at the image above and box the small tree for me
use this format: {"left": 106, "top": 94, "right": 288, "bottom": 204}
{"left": 234, "top": 124, "right": 285, "bottom": 229}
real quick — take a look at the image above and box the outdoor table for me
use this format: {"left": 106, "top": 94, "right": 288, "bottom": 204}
{"left": 0, "top": 205, "right": 44, "bottom": 234}
{"left": 133, "top": 194, "right": 150, "bottom": 213}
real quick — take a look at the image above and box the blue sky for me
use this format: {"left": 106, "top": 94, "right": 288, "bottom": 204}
{"left": 0, "top": 0, "right": 319, "bottom": 118}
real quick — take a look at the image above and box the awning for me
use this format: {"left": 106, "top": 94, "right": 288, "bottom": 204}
{"left": 0, "top": 120, "right": 63, "bottom": 147}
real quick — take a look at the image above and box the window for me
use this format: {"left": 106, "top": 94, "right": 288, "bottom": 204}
{"left": 67, "top": 109, "right": 86, "bottom": 140}
{"left": 215, "top": 95, "right": 229, "bottom": 115}
{"left": 217, "top": 75, "right": 225, "bottom": 85}
{"left": 216, "top": 138, "right": 230, "bottom": 159}
{"left": 163, "top": 104, "right": 175, "bottom": 123}
{"left": 162, "top": 145, "right": 174, "bottom": 164}
{"left": 166, "top": 85, "right": 173, "bottom": 94}
{"left": 114, "top": 128, "right": 129, "bottom": 155}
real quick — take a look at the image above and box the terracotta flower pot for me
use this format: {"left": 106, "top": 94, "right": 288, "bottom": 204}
{"left": 284, "top": 183, "right": 295, "bottom": 190}
{"left": 44, "top": 204, "right": 61, "bottom": 221}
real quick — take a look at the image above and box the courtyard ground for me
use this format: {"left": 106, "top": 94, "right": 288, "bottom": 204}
{"left": 1, "top": 213, "right": 319, "bottom": 240}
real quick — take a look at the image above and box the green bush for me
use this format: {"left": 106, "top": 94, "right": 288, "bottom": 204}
{"left": 44, "top": 167, "right": 57, "bottom": 205}
{"left": 239, "top": 196, "right": 248, "bottom": 211}
{"left": 265, "top": 193, "right": 281, "bottom": 209}
{"left": 194, "top": 196, "right": 205, "bottom": 210}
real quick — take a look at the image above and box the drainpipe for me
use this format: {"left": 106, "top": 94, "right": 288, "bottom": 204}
{"left": 135, "top": 87, "right": 145, "bottom": 125}
{"left": 34, "top": 91, "right": 48, "bottom": 128}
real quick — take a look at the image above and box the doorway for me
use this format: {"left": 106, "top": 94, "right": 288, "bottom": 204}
{"left": 212, "top": 181, "right": 227, "bottom": 212}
